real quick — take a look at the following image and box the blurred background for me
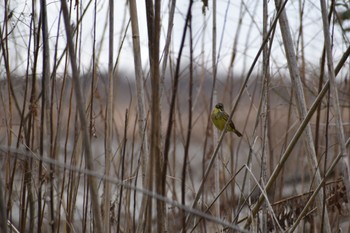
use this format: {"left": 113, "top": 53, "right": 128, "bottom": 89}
{"left": 1, "top": 0, "right": 350, "bottom": 232}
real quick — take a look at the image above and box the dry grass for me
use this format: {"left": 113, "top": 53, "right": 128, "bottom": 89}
{"left": 1, "top": 0, "right": 350, "bottom": 232}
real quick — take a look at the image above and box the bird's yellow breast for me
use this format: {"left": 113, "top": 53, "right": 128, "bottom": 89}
{"left": 211, "top": 108, "right": 229, "bottom": 131}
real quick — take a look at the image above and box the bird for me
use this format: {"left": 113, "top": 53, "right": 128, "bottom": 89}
{"left": 211, "top": 103, "right": 242, "bottom": 137}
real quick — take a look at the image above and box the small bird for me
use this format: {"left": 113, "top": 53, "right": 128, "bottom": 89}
{"left": 211, "top": 103, "right": 242, "bottom": 137}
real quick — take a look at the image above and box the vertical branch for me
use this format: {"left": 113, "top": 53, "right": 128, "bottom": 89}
{"left": 181, "top": 7, "right": 193, "bottom": 229}
{"left": 154, "top": 1, "right": 165, "bottom": 231}
{"left": 160, "top": 0, "right": 176, "bottom": 85}
{"left": 199, "top": 11, "right": 208, "bottom": 231}
{"left": 260, "top": 0, "right": 279, "bottom": 228}
{"left": 59, "top": 1, "right": 103, "bottom": 232}
{"left": 321, "top": 84, "right": 331, "bottom": 233}
{"left": 129, "top": 0, "right": 149, "bottom": 188}
{"left": 296, "top": 0, "right": 306, "bottom": 79}
{"left": 315, "top": 50, "right": 326, "bottom": 157}
{"left": 260, "top": 0, "right": 270, "bottom": 231}
{"left": 39, "top": 0, "right": 51, "bottom": 231}
{"left": 128, "top": 0, "right": 151, "bottom": 231}
{"left": 91, "top": 0, "right": 97, "bottom": 138}
{"left": 144, "top": 0, "right": 163, "bottom": 231}
{"left": 103, "top": 0, "right": 114, "bottom": 231}
{"left": 117, "top": 110, "right": 128, "bottom": 233}
{"left": 211, "top": 0, "right": 220, "bottom": 218}
{"left": 49, "top": 5, "right": 63, "bottom": 233}
{"left": 319, "top": 0, "right": 350, "bottom": 201}
{"left": 40, "top": 0, "right": 51, "bottom": 86}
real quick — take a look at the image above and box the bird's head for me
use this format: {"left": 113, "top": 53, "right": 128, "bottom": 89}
{"left": 215, "top": 103, "right": 224, "bottom": 111}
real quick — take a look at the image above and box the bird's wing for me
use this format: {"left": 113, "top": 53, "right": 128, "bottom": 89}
{"left": 223, "top": 111, "right": 236, "bottom": 129}
{"left": 217, "top": 111, "right": 227, "bottom": 120}
{"left": 221, "top": 111, "right": 230, "bottom": 121}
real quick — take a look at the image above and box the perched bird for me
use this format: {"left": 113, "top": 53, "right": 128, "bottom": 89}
{"left": 211, "top": 103, "right": 242, "bottom": 137}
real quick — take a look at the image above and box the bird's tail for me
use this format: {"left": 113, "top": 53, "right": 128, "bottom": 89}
{"left": 234, "top": 129, "right": 243, "bottom": 137}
